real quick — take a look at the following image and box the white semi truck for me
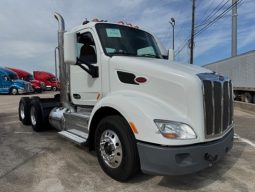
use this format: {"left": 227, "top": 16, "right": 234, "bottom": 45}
{"left": 18, "top": 13, "right": 234, "bottom": 181}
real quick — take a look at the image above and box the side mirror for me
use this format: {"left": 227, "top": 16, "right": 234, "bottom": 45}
{"left": 4, "top": 76, "right": 9, "bottom": 81}
{"left": 64, "top": 32, "right": 77, "bottom": 65}
{"left": 168, "top": 49, "right": 174, "bottom": 61}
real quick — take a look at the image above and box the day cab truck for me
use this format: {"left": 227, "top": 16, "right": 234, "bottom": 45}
{"left": 18, "top": 13, "right": 234, "bottom": 181}
{"left": 33, "top": 71, "right": 60, "bottom": 91}
{"left": 0, "top": 67, "right": 33, "bottom": 95}
{"left": 6, "top": 67, "right": 45, "bottom": 93}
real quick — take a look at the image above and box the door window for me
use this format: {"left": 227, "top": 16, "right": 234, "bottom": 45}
{"left": 77, "top": 32, "right": 97, "bottom": 64}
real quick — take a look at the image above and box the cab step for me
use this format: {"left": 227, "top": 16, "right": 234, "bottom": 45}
{"left": 58, "top": 129, "right": 88, "bottom": 145}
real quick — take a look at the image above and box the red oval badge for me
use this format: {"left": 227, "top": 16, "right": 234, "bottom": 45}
{"left": 134, "top": 77, "right": 147, "bottom": 84}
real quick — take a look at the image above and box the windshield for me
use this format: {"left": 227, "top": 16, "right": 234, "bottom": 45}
{"left": 50, "top": 77, "right": 57, "bottom": 81}
{"left": 9, "top": 73, "right": 18, "bottom": 80}
{"left": 27, "top": 75, "right": 34, "bottom": 81}
{"left": 96, "top": 23, "right": 162, "bottom": 58}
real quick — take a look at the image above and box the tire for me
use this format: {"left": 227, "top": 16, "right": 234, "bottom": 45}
{"left": 30, "top": 99, "right": 45, "bottom": 132}
{"left": 52, "top": 86, "right": 57, "bottom": 91}
{"left": 253, "top": 94, "right": 255, "bottom": 104}
{"left": 10, "top": 87, "right": 18, "bottom": 95}
{"left": 242, "top": 92, "right": 252, "bottom": 103}
{"left": 18, "top": 97, "right": 31, "bottom": 125}
{"left": 35, "top": 89, "right": 42, "bottom": 93}
{"left": 54, "top": 94, "right": 60, "bottom": 102}
{"left": 95, "top": 115, "right": 139, "bottom": 181}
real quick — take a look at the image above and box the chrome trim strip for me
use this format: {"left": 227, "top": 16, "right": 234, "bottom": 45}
{"left": 211, "top": 80, "right": 215, "bottom": 136}
{"left": 228, "top": 81, "right": 231, "bottom": 126}
{"left": 221, "top": 81, "right": 224, "bottom": 134}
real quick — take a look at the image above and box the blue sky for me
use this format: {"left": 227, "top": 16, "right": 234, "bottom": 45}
{"left": 0, "top": 0, "right": 254, "bottom": 73}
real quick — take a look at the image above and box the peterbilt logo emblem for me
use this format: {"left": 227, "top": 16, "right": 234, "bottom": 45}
{"left": 219, "top": 75, "right": 224, "bottom": 81}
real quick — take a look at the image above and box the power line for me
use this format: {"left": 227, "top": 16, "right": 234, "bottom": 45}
{"left": 176, "top": 0, "right": 227, "bottom": 57}
{"left": 196, "top": 0, "right": 229, "bottom": 29}
{"left": 195, "top": 0, "right": 243, "bottom": 37}
{"left": 175, "top": 0, "right": 243, "bottom": 57}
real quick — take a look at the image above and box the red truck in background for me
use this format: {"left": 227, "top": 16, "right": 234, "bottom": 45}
{"left": 6, "top": 67, "right": 45, "bottom": 93}
{"left": 33, "top": 71, "right": 60, "bottom": 91}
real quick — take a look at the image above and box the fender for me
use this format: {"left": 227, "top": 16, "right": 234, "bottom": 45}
{"left": 89, "top": 90, "right": 201, "bottom": 146}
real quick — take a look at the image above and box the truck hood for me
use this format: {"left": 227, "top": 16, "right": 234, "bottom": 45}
{"left": 30, "top": 79, "right": 40, "bottom": 84}
{"left": 109, "top": 56, "right": 211, "bottom": 139}
{"left": 110, "top": 56, "right": 211, "bottom": 77}
{"left": 13, "top": 79, "right": 27, "bottom": 85}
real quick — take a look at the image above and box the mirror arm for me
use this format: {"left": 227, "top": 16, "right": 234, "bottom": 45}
{"left": 75, "top": 57, "right": 98, "bottom": 78}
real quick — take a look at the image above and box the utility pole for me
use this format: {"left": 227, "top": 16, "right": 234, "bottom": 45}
{"left": 232, "top": 0, "right": 237, "bottom": 57}
{"left": 190, "top": 0, "right": 195, "bottom": 64}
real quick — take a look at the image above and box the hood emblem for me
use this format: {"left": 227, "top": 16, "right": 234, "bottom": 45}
{"left": 218, "top": 75, "right": 224, "bottom": 81}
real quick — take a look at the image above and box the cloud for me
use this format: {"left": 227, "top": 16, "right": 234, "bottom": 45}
{"left": 0, "top": 0, "right": 254, "bottom": 73}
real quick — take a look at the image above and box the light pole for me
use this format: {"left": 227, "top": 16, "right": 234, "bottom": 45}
{"left": 169, "top": 17, "right": 175, "bottom": 51}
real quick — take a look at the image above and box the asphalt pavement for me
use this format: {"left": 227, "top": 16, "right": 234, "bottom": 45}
{"left": 0, "top": 93, "right": 254, "bottom": 192}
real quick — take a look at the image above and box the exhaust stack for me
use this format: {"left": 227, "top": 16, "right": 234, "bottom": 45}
{"left": 54, "top": 12, "right": 71, "bottom": 109}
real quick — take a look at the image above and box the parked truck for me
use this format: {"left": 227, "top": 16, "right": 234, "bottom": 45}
{"left": 33, "top": 71, "right": 60, "bottom": 91}
{"left": 6, "top": 67, "right": 45, "bottom": 93}
{"left": 204, "top": 51, "right": 255, "bottom": 103}
{"left": 18, "top": 13, "right": 234, "bottom": 181}
{"left": 0, "top": 67, "right": 33, "bottom": 95}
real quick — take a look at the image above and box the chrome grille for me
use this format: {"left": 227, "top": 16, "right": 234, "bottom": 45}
{"left": 25, "top": 83, "right": 33, "bottom": 92}
{"left": 198, "top": 73, "right": 233, "bottom": 138}
{"left": 40, "top": 82, "right": 46, "bottom": 89}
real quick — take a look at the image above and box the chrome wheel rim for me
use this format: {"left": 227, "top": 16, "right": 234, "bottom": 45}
{"left": 100, "top": 130, "right": 123, "bottom": 168}
{"left": 30, "top": 107, "right": 36, "bottom": 126}
{"left": 12, "top": 88, "right": 18, "bottom": 95}
{"left": 20, "top": 103, "right": 25, "bottom": 119}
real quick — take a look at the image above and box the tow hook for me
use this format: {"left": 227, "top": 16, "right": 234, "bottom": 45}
{"left": 204, "top": 153, "right": 218, "bottom": 167}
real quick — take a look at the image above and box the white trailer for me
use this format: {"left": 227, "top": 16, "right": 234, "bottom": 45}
{"left": 204, "top": 51, "right": 255, "bottom": 103}
{"left": 18, "top": 13, "right": 234, "bottom": 181}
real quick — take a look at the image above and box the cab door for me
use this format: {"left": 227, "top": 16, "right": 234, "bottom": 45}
{"left": 70, "top": 28, "right": 102, "bottom": 106}
{"left": 0, "top": 75, "right": 11, "bottom": 93}
{"left": 0, "top": 76, "right": 4, "bottom": 93}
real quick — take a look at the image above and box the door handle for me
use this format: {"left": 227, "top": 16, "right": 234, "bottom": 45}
{"left": 73, "top": 94, "right": 81, "bottom": 99}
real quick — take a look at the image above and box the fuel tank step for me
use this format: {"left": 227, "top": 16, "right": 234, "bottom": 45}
{"left": 64, "top": 112, "right": 90, "bottom": 133}
{"left": 59, "top": 130, "right": 88, "bottom": 145}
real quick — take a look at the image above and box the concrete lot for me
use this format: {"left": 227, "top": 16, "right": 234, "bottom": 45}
{"left": 0, "top": 93, "right": 255, "bottom": 192}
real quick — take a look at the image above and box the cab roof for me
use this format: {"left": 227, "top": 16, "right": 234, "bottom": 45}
{"left": 70, "top": 22, "right": 141, "bottom": 33}
{"left": 0, "top": 67, "right": 18, "bottom": 76}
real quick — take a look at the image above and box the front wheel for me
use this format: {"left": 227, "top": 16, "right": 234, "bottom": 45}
{"left": 95, "top": 115, "right": 140, "bottom": 181}
{"left": 52, "top": 86, "right": 57, "bottom": 91}
{"left": 10, "top": 88, "right": 18, "bottom": 95}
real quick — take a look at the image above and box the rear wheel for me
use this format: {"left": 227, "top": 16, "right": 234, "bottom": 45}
{"left": 30, "top": 99, "right": 44, "bottom": 132}
{"left": 19, "top": 97, "right": 31, "bottom": 125}
{"left": 95, "top": 115, "right": 139, "bottom": 181}
{"left": 252, "top": 94, "right": 255, "bottom": 104}
{"left": 242, "top": 92, "right": 252, "bottom": 103}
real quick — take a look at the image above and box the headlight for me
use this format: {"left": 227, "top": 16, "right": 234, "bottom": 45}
{"left": 154, "top": 120, "right": 197, "bottom": 140}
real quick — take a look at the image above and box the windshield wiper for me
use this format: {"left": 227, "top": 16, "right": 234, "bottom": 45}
{"left": 110, "top": 52, "right": 137, "bottom": 57}
{"left": 138, "top": 54, "right": 160, "bottom": 58}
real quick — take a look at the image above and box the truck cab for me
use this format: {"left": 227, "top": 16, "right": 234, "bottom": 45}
{"left": 33, "top": 71, "right": 60, "bottom": 91}
{"left": 0, "top": 67, "right": 33, "bottom": 95}
{"left": 6, "top": 67, "right": 45, "bottom": 93}
{"left": 18, "top": 14, "right": 234, "bottom": 181}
